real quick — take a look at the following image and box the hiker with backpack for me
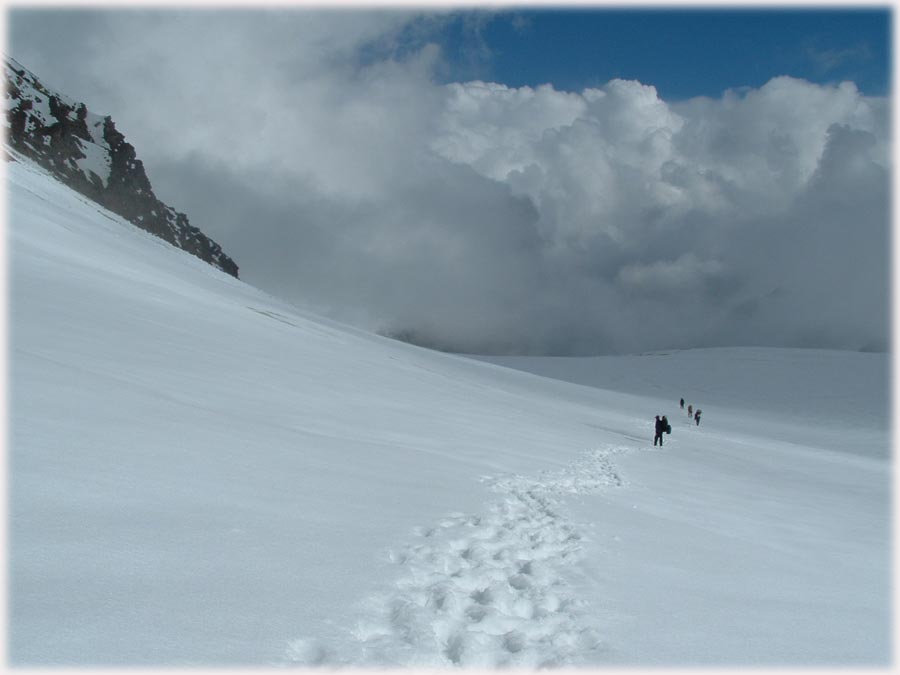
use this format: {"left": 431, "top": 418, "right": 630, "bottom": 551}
{"left": 654, "top": 415, "right": 665, "bottom": 446}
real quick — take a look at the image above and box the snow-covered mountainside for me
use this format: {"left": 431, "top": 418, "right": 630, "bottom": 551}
{"left": 7, "top": 154, "right": 890, "bottom": 667}
{"left": 3, "top": 56, "right": 238, "bottom": 277}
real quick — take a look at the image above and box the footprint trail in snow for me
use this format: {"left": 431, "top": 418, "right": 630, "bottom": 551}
{"left": 287, "top": 445, "right": 627, "bottom": 668}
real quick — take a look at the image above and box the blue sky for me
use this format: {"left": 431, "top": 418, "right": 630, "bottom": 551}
{"left": 426, "top": 8, "right": 891, "bottom": 100}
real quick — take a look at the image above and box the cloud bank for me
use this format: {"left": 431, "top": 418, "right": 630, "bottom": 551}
{"left": 8, "top": 10, "right": 890, "bottom": 354}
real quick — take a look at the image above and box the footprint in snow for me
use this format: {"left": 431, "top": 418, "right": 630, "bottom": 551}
{"left": 286, "top": 445, "right": 628, "bottom": 668}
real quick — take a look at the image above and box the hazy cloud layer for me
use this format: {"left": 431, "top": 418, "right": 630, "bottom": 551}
{"left": 8, "top": 10, "right": 890, "bottom": 354}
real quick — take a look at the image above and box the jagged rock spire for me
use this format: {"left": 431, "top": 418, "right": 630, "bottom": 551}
{"left": 4, "top": 56, "right": 239, "bottom": 278}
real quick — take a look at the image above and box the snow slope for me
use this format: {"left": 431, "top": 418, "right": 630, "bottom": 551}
{"left": 472, "top": 349, "right": 890, "bottom": 458}
{"left": 6, "top": 155, "right": 892, "bottom": 666}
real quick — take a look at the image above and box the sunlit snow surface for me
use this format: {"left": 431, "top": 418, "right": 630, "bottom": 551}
{"left": 7, "top": 155, "right": 891, "bottom": 666}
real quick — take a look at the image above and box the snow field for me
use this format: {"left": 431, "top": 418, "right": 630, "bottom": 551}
{"left": 6, "top": 154, "right": 891, "bottom": 666}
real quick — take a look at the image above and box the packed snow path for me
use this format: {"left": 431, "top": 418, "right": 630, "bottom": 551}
{"left": 287, "top": 445, "right": 628, "bottom": 667}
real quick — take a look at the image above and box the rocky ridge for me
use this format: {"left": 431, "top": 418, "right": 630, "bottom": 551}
{"left": 4, "top": 56, "right": 239, "bottom": 278}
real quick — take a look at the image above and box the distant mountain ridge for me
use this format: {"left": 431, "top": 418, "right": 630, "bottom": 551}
{"left": 3, "top": 56, "right": 239, "bottom": 278}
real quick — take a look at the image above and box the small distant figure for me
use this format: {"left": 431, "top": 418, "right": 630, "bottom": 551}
{"left": 679, "top": 398, "right": 684, "bottom": 409}
{"left": 687, "top": 404, "right": 693, "bottom": 418}
{"left": 654, "top": 415, "right": 665, "bottom": 446}
{"left": 694, "top": 409, "right": 702, "bottom": 426}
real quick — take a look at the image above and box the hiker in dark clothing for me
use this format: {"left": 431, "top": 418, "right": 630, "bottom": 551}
{"left": 687, "top": 404, "right": 693, "bottom": 418}
{"left": 694, "top": 409, "right": 702, "bottom": 426}
{"left": 680, "top": 398, "right": 684, "bottom": 409}
{"left": 654, "top": 415, "right": 665, "bottom": 446}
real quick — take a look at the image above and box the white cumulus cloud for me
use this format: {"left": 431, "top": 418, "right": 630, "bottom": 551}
{"left": 7, "top": 10, "right": 890, "bottom": 354}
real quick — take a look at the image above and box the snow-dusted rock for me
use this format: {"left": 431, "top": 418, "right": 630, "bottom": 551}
{"left": 4, "top": 56, "right": 239, "bottom": 278}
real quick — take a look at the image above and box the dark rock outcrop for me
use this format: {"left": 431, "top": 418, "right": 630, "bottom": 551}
{"left": 4, "top": 57, "right": 239, "bottom": 278}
